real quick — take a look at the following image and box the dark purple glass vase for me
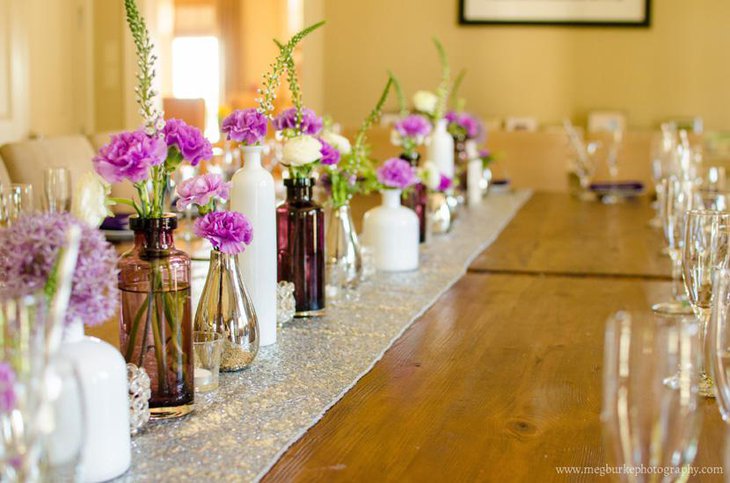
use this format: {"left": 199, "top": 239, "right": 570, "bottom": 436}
{"left": 400, "top": 152, "right": 428, "bottom": 244}
{"left": 454, "top": 137, "right": 469, "bottom": 192}
{"left": 118, "top": 214, "right": 194, "bottom": 420}
{"left": 277, "top": 178, "right": 325, "bottom": 316}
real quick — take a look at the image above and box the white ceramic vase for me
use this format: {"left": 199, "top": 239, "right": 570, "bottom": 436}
{"left": 231, "top": 145, "right": 277, "bottom": 346}
{"left": 58, "top": 321, "right": 131, "bottom": 482}
{"left": 427, "top": 118, "right": 455, "bottom": 179}
{"left": 467, "top": 159, "right": 483, "bottom": 206}
{"left": 362, "top": 189, "right": 419, "bottom": 272}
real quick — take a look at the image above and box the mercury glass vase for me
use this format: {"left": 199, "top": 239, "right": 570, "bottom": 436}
{"left": 118, "top": 214, "right": 194, "bottom": 420}
{"left": 399, "top": 152, "right": 428, "bottom": 244}
{"left": 429, "top": 192, "right": 453, "bottom": 234}
{"left": 277, "top": 177, "right": 326, "bottom": 316}
{"left": 325, "top": 202, "right": 362, "bottom": 300}
{"left": 194, "top": 249, "right": 259, "bottom": 372}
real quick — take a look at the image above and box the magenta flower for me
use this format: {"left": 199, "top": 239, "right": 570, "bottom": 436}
{"left": 376, "top": 158, "right": 417, "bottom": 190}
{"left": 446, "top": 111, "right": 483, "bottom": 140}
{"left": 0, "top": 213, "right": 118, "bottom": 327}
{"left": 273, "top": 108, "right": 323, "bottom": 135}
{"left": 0, "top": 363, "right": 16, "bottom": 413}
{"left": 438, "top": 174, "right": 453, "bottom": 192}
{"left": 194, "top": 211, "right": 253, "bottom": 255}
{"left": 395, "top": 115, "right": 432, "bottom": 139}
{"left": 318, "top": 138, "right": 341, "bottom": 166}
{"left": 175, "top": 173, "right": 230, "bottom": 211}
{"left": 479, "top": 149, "right": 491, "bottom": 158}
{"left": 163, "top": 119, "right": 213, "bottom": 166}
{"left": 93, "top": 130, "right": 167, "bottom": 183}
{"left": 221, "top": 109, "right": 268, "bottom": 145}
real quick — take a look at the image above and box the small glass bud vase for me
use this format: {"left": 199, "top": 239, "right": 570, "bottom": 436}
{"left": 325, "top": 201, "right": 362, "bottom": 301}
{"left": 194, "top": 249, "right": 259, "bottom": 372}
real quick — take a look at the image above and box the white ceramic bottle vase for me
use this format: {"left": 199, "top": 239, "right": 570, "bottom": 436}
{"left": 58, "top": 321, "right": 131, "bottom": 482}
{"left": 362, "top": 189, "right": 419, "bottom": 272}
{"left": 427, "top": 118, "right": 455, "bottom": 180}
{"left": 230, "top": 145, "right": 277, "bottom": 346}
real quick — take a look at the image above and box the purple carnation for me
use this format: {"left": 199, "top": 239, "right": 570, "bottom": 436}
{"left": 93, "top": 130, "right": 167, "bottom": 183}
{"left": 273, "top": 108, "right": 323, "bottom": 136}
{"left": 176, "top": 173, "right": 230, "bottom": 211}
{"left": 318, "top": 138, "right": 341, "bottom": 166}
{"left": 376, "top": 158, "right": 417, "bottom": 190}
{"left": 194, "top": 211, "right": 253, "bottom": 255}
{"left": 221, "top": 109, "right": 268, "bottom": 145}
{"left": 438, "top": 175, "right": 453, "bottom": 192}
{"left": 446, "top": 111, "right": 483, "bottom": 140}
{"left": 479, "top": 149, "right": 491, "bottom": 158}
{"left": 0, "top": 363, "right": 16, "bottom": 413}
{"left": 0, "top": 213, "right": 118, "bottom": 327}
{"left": 395, "top": 115, "right": 432, "bottom": 139}
{"left": 163, "top": 119, "right": 213, "bottom": 166}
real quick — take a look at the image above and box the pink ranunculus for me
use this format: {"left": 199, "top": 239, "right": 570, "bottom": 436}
{"left": 93, "top": 130, "right": 167, "bottom": 184}
{"left": 194, "top": 211, "right": 253, "bottom": 255}
{"left": 175, "top": 173, "right": 230, "bottom": 211}
{"left": 221, "top": 109, "right": 268, "bottom": 145}
{"left": 163, "top": 119, "right": 213, "bottom": 166}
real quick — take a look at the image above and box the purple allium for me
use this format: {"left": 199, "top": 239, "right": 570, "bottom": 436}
{"left": 221, "top": 109, "right": 268, "bottom": 145}
{"left": 0, "top": 363, "right": 16, "bottom": 413}
{"left": 93, "top": 130, "right": 167, "bottom": 183}
{"left": 0, "top": 213, "right": 118, "bottom": 327}
{"left": 273, "top": 108, "right": 323, "bottom": 136}
{"left": 175, "top": 173, "right": 230, "bottom": 211}
{"left": 163, "top": 119, "right": 213, "bottom": 166}
{"left": 438, "top": 174, "right": 453, "bottom": 192}
{"left": 395, "top": 114, "right": 432, "bottom": 139}
{"left": 318, "top": 138, "right": 341, "bottom": 166}
{"left": 446, "top": 111, "right": 483, "bottom": 140}
{"left": 376, "top": 158, "right": 417, "bottom": 190}
{"left": 194, "top": 211, "right": 253, "bottom": 255}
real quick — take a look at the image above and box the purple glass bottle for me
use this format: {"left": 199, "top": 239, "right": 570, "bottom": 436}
{"left": 400, "top": 152, "right": 428, "bottom": 244}
{"left": 277, "top": 177, "right": 325, "bottom": 316}
{"left": 118, "top": 214, "right": 193, "bottom": 419}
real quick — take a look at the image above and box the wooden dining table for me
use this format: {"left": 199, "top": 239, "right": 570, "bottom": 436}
{"left": 90, "top": 191, "right": 725, "bottom": 481}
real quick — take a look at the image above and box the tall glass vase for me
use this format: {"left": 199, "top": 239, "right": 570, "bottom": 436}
{"left": 118, "top": 215, "right": 193, "bottom": 420}
{"left": 194, "top": 250, "right": 259, "bottom": 372}
{"left": 325, "top": 202, "right": 362, "bottom": 300}
{"left": 277, "top": 177, "right": 325, "bottom": 316}
{"left": 399, "top": 152, "right": 428, "bottom": 244}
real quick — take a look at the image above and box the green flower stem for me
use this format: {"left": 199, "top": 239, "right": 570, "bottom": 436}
{"left": 125, "top": 297, "right": 149, "bottom": 361}
{"left": 150, "top": 291, "right": 168, "bottom": 394}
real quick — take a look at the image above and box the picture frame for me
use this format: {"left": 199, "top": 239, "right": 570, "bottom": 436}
{"left": 459, "top": 0, "right": 651, "bottom": 27}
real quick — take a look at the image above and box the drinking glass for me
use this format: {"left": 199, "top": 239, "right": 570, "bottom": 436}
{"left": 42, "top": 356, "right": 86, "bottom": 482}
{"left": 193, "top": 331, "right": 223, "bottom": 393}
{"left": 0, "top": 184, "right": 34, "bottom": 227}
{"left": 659, "top": 177, "right": 694, "bottom": 310}
{"left": 682, "top": 210, "right": 730, "bottom": 397}
{"left": 692, "top": 189, "right": 730, "bottom": 211}
{"left": 602, "top": 311, "right": 701, "bottom": 481}
{"left": 43, "top": 168, "right": 71, "bottom": 213}
{"left": 710, "top": 268, "right": 730, "bottom": 421}
{"left": 697, "top": 166, "right": 727, "bottom": 192}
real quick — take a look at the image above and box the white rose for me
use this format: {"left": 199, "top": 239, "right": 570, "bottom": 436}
{"left": 283, "top": 135, "right": 323, "bottom": 167}
{"left": 413, "top": 90, "right": 438, "bottom": 115}
{"left": 321, "top": 131, "right": 351, "bottom": 155}
{"left": 419, "top": 161, "right": 441, "bottom": 190}
{"left": 71, "top": 172, "right": 113, "bottom": 228}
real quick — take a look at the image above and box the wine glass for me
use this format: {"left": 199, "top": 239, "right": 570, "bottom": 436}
{"left": 710, "top": 268, "right": 730, "bottom": 421}
{"left": 682, "top": 210, "right": 730, "bottom": 397}
{"left": 43, "top": 168, "right": 71, "bottom": 213}
{"left": 697, "top": 166, "right": 727, "bottom": 192}
{"left": 602, "top": 311, "right": 701, "bottom": 480}
{"left": 692, "top": 189, "right": 730, "bottom": 211}
{"left": 659, "top": 177, "right": 694, "bottom": 311}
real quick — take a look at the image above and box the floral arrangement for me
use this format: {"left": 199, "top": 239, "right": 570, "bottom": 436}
{"left": 175, "top": 174, "right": 253, "bottom": 255}
{"left": 0, "top": 362, "right": 16, "bottom": 413}
{"left": 411, "top": 38, "right": 450, "bottom": 124}
{"left": 479, "top": 148, "right": 496, "bottom": 168}
{"left": 0, "top": 213, "right": 118, "bottom": 327}
{"left": 419, "top": 161, "right": 452, "bottom": 193}
{"left": 445, "top": 111, "right": 483, "bottom": 141}
{"left": 221, "top": 108, "right": 268, "bottom": 146}
{"left": 376, "top": 158, "right": 418, "bottom": 190}
{"left": 391, "top": 115, "right": 432, "bottom": 158}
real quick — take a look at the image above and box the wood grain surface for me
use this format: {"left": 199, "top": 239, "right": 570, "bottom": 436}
{"left": 468, "top": 192, "right": 672, "bottom": 280}
{"left": 264, "top": 273, "right": 724, "bottom": 482}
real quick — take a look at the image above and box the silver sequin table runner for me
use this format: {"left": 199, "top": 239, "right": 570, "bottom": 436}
{"left": 120, "top": 189, "right": 532, "bottom": 482}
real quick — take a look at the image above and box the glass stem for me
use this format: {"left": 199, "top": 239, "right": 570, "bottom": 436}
{"left": 672, "top": 256, "right": 683, "bottom": 301}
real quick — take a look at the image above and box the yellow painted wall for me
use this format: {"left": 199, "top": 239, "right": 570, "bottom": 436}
{"left": 319, "top": 0, "right": 730, "bottom": 130}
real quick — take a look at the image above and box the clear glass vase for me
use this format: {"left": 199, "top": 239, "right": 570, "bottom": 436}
{"left": 194, "top": 250, "right": 259, "bottom": 372}
{"left": 118, "top": 215, "right": 193, "bottom": 420}
{"left": 399, "top": 152, "right": 428, "bottom": 244}
{"left": 276, "top": 178, "right": 325, "bottom": 316}
{"left": 325, "top": 202, "right": 362, "bottom": 301}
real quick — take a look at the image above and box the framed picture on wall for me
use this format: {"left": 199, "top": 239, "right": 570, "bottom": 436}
{"left": 459, "top": 0, "right": 651, "bottom": 27}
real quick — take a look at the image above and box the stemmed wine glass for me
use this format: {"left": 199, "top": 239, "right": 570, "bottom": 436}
{"left": 43, "top": 168, "right": 71, "bottom": 213}
{"left": 710, "top": 268, "right": 730, "bottom": 420}
{"left": 658, "top": 177, "right": 694, "bottom": 311}
{"left": 602, "top": 310, "right": 701, "bottom": 480}
{"left": 682, "top": 210, "right": 730, "bottom": 397}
